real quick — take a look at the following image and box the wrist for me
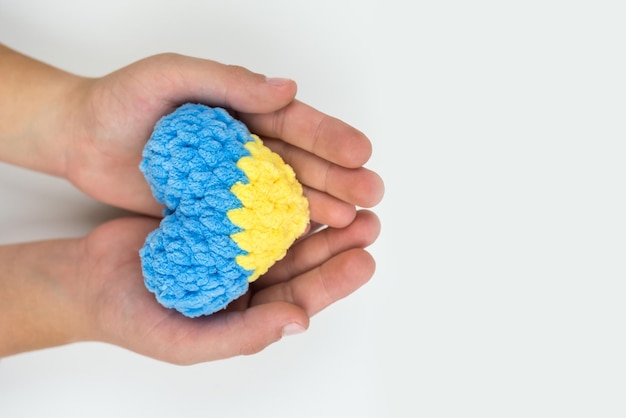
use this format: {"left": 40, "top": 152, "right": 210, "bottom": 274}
{"left": 0, "top": 44, "right": 89, "bottom": 177}
{"left": 0, "top": 238, "right": 89, "bottom": 357}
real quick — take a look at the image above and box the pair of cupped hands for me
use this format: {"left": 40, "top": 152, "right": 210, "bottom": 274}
{"left": 4, "top": 52, "right": 384, "bottom": 364}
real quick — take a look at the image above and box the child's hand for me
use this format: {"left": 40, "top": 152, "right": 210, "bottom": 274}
{"left": 73, "top": 210, "right": 379, "bottom": 364}
{"left": 64, "top": 53, "right": 384, "bottom": 228}
{"left": 0, "top": 47, "right": 385, "bottom": 360}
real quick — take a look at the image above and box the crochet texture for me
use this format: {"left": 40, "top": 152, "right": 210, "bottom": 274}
{"left": 139, "top": 103, "right": 309, "bottom": 317}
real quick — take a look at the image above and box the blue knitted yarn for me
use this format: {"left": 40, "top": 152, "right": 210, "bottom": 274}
{"left": 139, "top": 104, "right": 255, "bottom": 317}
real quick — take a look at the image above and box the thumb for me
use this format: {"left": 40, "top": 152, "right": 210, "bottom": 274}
{"left": 131, "top": 52, "right": 298, "bottom": 114}
{"left": 185, "top": 302, "right": 309, "bottom": 362}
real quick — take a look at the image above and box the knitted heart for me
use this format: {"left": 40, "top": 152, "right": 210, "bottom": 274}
{"left": 139, "top": 104, "right": 309, "bottom": 317}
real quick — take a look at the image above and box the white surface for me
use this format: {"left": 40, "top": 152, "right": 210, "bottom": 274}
{"left": 1, "top": 1, "right": 626, "bottom": 417}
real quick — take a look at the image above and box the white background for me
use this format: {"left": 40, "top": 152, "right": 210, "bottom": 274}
{"left": 1, "top": 1, "right": 625, "bottom": 417}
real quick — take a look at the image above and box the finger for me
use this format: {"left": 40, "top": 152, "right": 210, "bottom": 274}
{"left": 257, "top": 210, "right": 381, "bottom": 289}
{"left": 264, "top": 138, "right": 385, "bottom": 208}
{"left": 251, "top": 248, "right": 376, "bottom": 317}
{"left": 148, "top": 302, "right": 308, "bottom": 364}
{"left": 239, "top": 100, "right": 373, "bottom": 168}
{"left": 303, "top": 185, "right": 356, "bottom": 228}
{"left": 135, "top": 53, "right": 298, "bottom": 114}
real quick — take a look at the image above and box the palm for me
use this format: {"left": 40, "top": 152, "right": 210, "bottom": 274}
{"left": 66, "top": 70, "right": 176, "bottom": 216}
{"left": 80, "top": 210, "right": 379, "bottom": 364}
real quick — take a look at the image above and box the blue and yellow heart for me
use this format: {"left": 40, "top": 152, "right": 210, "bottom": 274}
{"left": 139, "top": 104, "right": 309, "bottom": 317}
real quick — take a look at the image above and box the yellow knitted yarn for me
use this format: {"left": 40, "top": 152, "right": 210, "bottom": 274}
{"left": 228, "top": 135, "right": 310, "bottom": 282}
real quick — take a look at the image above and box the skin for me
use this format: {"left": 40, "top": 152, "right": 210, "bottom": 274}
{"left": 0, "top": 44, "right": 384, "bottom": 364}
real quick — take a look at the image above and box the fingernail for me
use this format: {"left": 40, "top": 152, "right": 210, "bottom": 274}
{"left": 266, "top": 77, "right": 292, "bottom": 86}
{"left": 282, "top": 323, "right": 306, "bottom": 337}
